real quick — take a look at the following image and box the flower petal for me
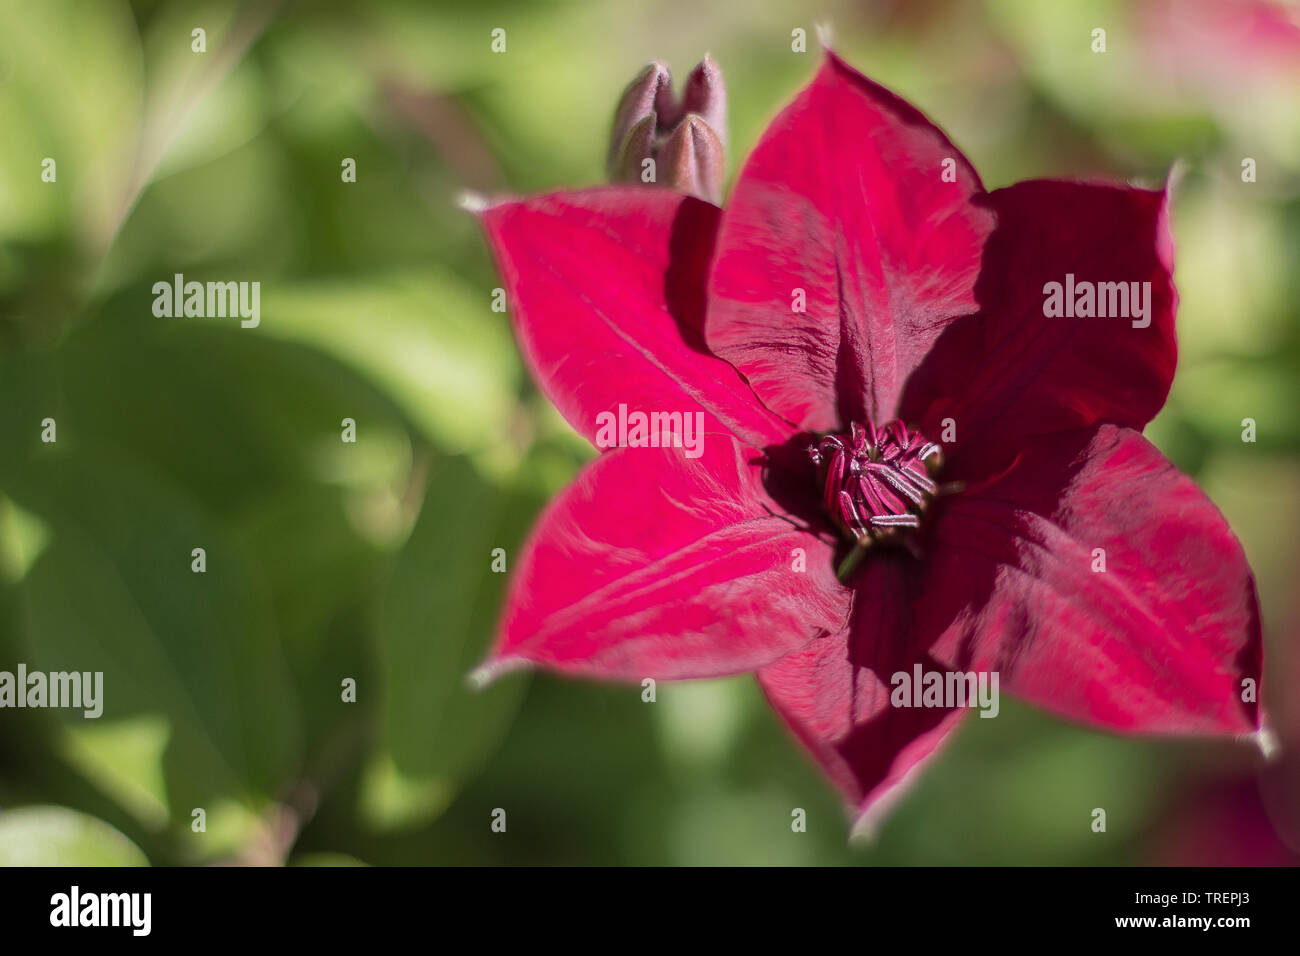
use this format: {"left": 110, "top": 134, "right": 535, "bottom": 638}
{"left": 707, "top": 52, "right": 993, "bottom": 432}
{"left": 903, "top": 180, "right": 1177, "bottom": 480}
{"left": 478, "top": 188, "right": 791, "bottom": 450}
{"left": 487, "top": 435, "right": 851, "bottom": 680}
{"left": 758, "top": 557, "right": 966, "bottom": 825}
{"left": 923, "top": 424, "right": 1261, "bottom": 735}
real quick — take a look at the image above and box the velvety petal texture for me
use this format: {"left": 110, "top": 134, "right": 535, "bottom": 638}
{"left": 707, "top": 52, "right": 994, "bottom": 433}
{"left": 923, "top": 424, "right": 1261, "bottom": 735}
{"left": 475, "top": 49, "right": 1266, "bottom": 830}
{"left": 479, "top": 188, "right": 790, "bottom": 450}
{"left": 758, "top": 559, "right": 966, "bottom": 824}
{"left": 903, "top": 181, "right": 1178, "bottom": 480}
{"left": 488, "top": 436, "right": 851, "bottom": 680}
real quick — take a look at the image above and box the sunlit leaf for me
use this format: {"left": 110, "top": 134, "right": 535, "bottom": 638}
{"left": 259, "top": 272, "right": 520, "bottom": 455}
{"left": 365, "top": 455, "right": 539, "bottom": 830}
{"left": 0, "top": 805, "right": 149, "bottom": 866}
{"left": 10, "top": 449, "right": 302, "bottom": 817}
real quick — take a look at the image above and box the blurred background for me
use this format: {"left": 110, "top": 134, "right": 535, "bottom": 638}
{"left": 0, "top": 0, "right": 1298, "bottom": 865}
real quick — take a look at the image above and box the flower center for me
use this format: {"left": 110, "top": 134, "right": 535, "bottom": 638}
{"left": 808, "top": 420, "right": 944, "bottom": 545}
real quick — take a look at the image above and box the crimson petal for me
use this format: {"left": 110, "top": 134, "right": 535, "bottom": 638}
{"left": 758, "top": 557, "right": 966, "bottom": 827}
{"left": 707, "top": 52, "right": 993, "bottom": 433}
{"left": 923, "top": 424, "right": 1261, "bottom": 735}
{"left": 904, "top": 180, "right": 1178, "bottom": 480}
{"left": 484, "top": 435, "right": 851, "bottom": 680}
{"left": 478, "top": 187, "right": 790, "bottom": 450}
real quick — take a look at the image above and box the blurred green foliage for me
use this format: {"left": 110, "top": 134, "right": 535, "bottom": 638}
{"left": 0, "top": 0, "right": 1297, "bottom": 865}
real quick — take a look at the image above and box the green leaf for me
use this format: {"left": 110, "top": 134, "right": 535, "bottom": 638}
{"left": 9, "top": 448, "right": 302, "bottom": 821}
{"left": 57, "top": 715, "right": 171, "bottom": 831}
{"left": 0, "top": 805, "right": 149, "bottom": 866}
{"left": 0, "top": 0, "right": 142, "bottom": 248}
{"left": 37, "top": 319, "right": 415, "bottom": 514}
{"left": 258, "top": 272, "right": 520, "bottom": 455}
{"left": 365, "top": 455, "right": 539, "bottom": 830}
{"left": 230, "top": 483, "right": 387, "bottom": 764}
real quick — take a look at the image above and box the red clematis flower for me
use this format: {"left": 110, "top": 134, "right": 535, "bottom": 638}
{"left": 469, "top": 51, "right": 1265, "bottom": 830}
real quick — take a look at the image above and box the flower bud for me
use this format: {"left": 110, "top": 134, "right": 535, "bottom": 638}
{"left": 607, "top": 55, "right": 727, "bottom": 204}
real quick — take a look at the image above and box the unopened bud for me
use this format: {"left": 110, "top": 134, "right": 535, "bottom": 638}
{"left": 607, "top": 55, "right": 727, "bottom": 204}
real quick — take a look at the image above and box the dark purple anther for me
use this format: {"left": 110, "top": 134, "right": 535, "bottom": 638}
{"left": 808, "top": 420, "right": 944, "bottom": 545}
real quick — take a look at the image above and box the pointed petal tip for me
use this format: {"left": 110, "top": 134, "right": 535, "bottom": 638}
{"left": 610, "top": 63, "right": 673, "bottom": 170}
{"left": 621, "top": 60, "right": 672, "bottom": 102}
{"left": 457, "top": 190, "right": 492, "bottom": 215}
{"left": 815, "top": 21, "right": 835, "bottom": 51}
{"left": 1164, "top": 159, "right": 1189, "bottom": 203}
{"left": 466, "top": 656, "right": 530, "bottom": 690}
{"left": 679, "top": 53, "right": 727, "bottom": 149}
{"left": 458, "top": 190, "right": 518, "bottom": 217}
{"left": 847, "top": 813, "right": 881, "bottom": 848}
{"left": 844, "top": 749, "right": 942, "bottom": 846}
{"left": 691, "top": 52, "right": 722, "bottom": 84}
{"left": 847, "top": 787, "right": 908, "bottom": 846}
{"left": 1122, "top": 162, "right": 1185, "bottom": 201}
{"left": 1245, "top": 723, "right": 1281, "bottom": 761}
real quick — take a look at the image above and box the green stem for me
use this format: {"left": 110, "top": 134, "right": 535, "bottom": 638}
{"left": 836, "top": 540, "right": 871, "bottom": 582}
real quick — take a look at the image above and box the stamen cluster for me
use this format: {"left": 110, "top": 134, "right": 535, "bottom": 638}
{"left": 808, "top": 420, "right": 943, "bottom": 544}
